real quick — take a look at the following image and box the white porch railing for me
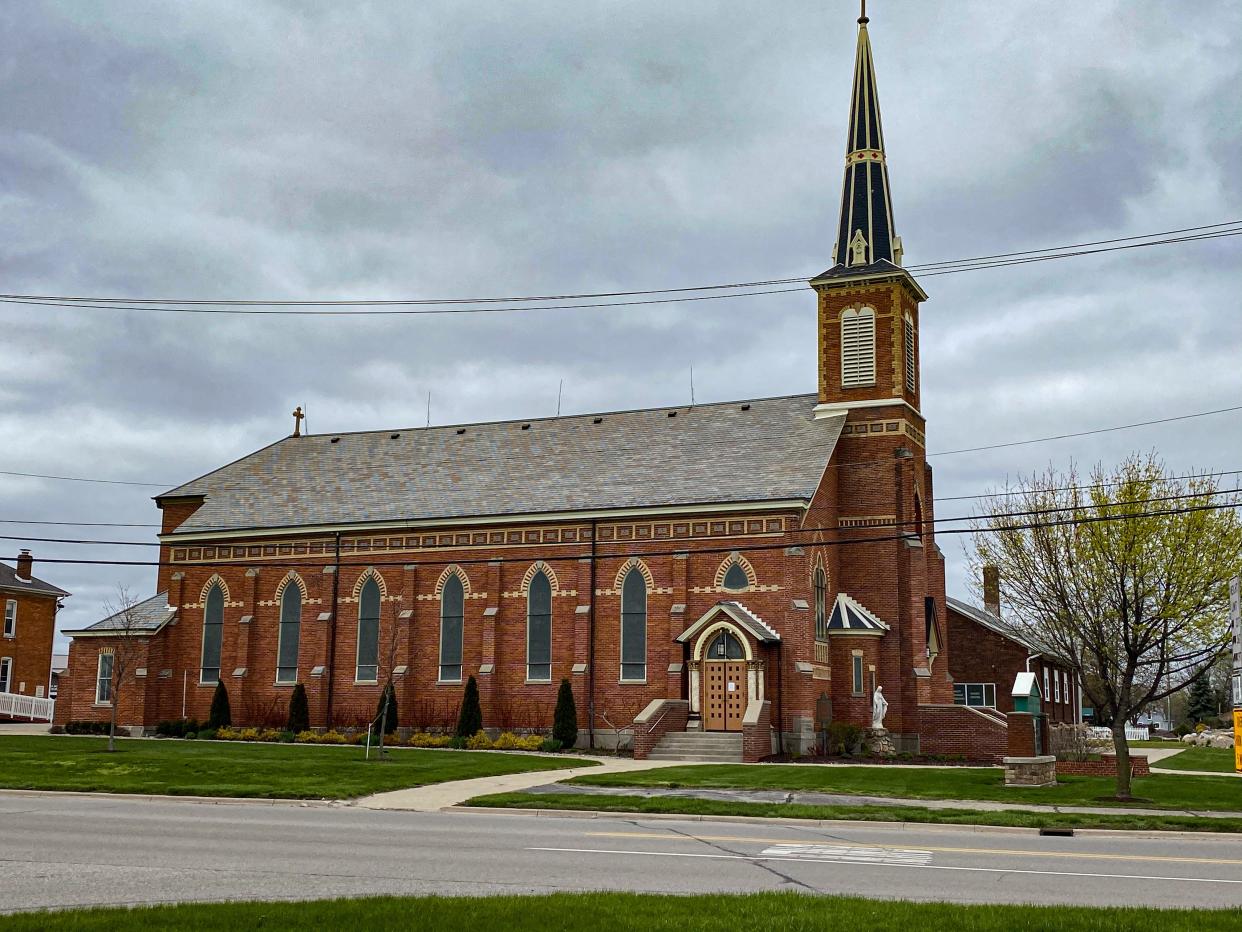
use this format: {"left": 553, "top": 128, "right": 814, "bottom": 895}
{"left": 0, "top": 691, "right": 55, "bottom": 722}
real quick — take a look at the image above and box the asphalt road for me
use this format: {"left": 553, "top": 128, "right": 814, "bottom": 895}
{"left": 2, "top": 794, "right": 1242, "bottom": 913}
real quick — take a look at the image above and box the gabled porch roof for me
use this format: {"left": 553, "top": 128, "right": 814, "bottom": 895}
{"left": 675, "top": 600, "right": 781, "bottom": 646}
{"left": 827, "top": 592, "right": 890, "bottom": 635}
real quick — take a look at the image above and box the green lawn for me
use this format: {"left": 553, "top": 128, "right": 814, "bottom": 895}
{"left": 0, "top": 736, "right": 588, "bottom": 799}
{"left": 468, "top": 791, "right": 1242, "bottom": 833}
{"left": 1155, "top": 746, "right": 1239, "bottom": 774}
{"left": 568, "top": 764, "right": 1242, "bottom": 811}
{"left": 2, "top": 893, "right": 1240, "bottom": 931}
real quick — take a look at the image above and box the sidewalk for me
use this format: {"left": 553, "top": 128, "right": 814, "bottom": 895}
{"left": 507, "top": 781, "right": 1242, "bottom": 821}
{"left": 355, "top": 755, "right": 681, "bottom": 811}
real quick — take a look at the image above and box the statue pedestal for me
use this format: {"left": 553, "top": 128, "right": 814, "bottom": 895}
{"left": 866, "top": 727, "right": 896, "bottom": 757}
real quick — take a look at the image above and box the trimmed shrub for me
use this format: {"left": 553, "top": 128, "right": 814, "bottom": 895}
{"left": 376, "top": 681, "right": 399, "bottom": 735}
{"left": 454, "top": 676, "right": 482, "bottom": 738}
{"left": 466, "top": 730, "right": 492, "bottom": 750}
{"left": 65, "top": 721, "right": 113, "bottom": 735}
{"left": 208, "top": 681, "right": 232, "bottom": 730}
{"left": 552, "top": 679, "right": 578, "bottom": 749}
{"left": 287, "top": 684, "right": 310, "bottom": 733}
{"left": 196, "top": 728, "right": 218, "bottom": 741}
{"left": 825, "top": 721, "right": 863, "bottom": 756}
{"left": 540, "top": 738, "right": 563, "bottom": 754}
{"left": 447, "top": 736, "right": 467, "bottom": 750}
{"left": 408, "top": 732, "right": 453, "bottom": 748}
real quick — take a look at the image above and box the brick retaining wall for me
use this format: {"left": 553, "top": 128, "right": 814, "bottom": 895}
{"left": 1056, "top": 754, "right": 1149, "bottom": 777}
{"left": 631, "top": 699, "right": 688, "bottom": 760}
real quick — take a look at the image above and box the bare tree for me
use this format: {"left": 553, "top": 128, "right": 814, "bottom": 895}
{"left": 100, "top": 587, "right": 148, "bottom": 753}
{"left": 971, "top": 455, "right": 1242, "bottom": 798}
{"left": 370, "top": 598, "right": 404, "bottom": 758}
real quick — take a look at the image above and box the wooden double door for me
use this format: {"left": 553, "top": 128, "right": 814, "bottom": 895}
{"left": 703, "top": 660, "right": 747, "bottom": 731}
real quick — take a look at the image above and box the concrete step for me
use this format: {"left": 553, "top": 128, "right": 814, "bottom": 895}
{"left": 657, "top": 738, "right": 743, "bottom": 748}
{"left": 647, "top": 751, "right": 744, "bottom": 762}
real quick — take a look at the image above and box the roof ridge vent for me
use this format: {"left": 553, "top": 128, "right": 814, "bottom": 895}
{"left": 521, "top": 423, "right": 531, "bottom": 430}
{"left": 330, "top": 437, "right": 341, "bottom": 444}
{"left": 456, "top": 428, "right": 466, "bottom": 435}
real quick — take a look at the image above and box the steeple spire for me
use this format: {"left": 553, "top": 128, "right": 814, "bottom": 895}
{"left": 832, "top": 9, "right": 901, "bottom": 270}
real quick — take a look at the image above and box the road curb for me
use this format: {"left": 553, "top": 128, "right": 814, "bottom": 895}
{"left": 0, "top": 787, "right": 339, "bottom": 808}
{"left": 442, "top": 804, "right": 1242, "bottom": 840}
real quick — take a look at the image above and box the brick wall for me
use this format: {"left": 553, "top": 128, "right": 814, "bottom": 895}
{"left": 946, "top": 603, "right": 1079, "bottom": 724}
{"left": 0, "top": 588, "right": 58, "bottom": 705}
{"left": 742, "top": 699, "right": 773, "bottom": 762}
{"left": 632, "top": 699, "right": 689, "bottom": 760}
{"left": 918, "top": 704, "right": 1008, "bottom": 762}
{"left": 1056, "top": 755, "right": 1149, "bottom": 777}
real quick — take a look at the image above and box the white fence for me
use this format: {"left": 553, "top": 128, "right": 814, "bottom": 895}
{"left": 0, "top": 691, "right": 55, "bottom": 722}
{"left": 1124, "top": 724, "right": 1149, "bottom": 742}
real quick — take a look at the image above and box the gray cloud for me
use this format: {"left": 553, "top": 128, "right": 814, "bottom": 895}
{"left": 0, "top": 0, "right": 1239, "bottom": 641}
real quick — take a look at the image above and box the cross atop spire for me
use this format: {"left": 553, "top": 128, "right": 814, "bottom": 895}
{"left": 829, "top": 9, "right": 901, "bottom": 272}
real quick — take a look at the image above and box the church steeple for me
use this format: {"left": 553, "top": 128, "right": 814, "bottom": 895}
{"left": 831, "top": 8, "right": 901, "bottom": 270}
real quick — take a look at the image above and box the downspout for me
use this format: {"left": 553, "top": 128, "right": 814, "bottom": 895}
{"left": 326, "top": 532, "right": 341, "bottom": 729}
{"left": 586, "top": 518, "right": 598, "bottom": 749}
{"left": 775, "top": 638, "right": 785, "bottom": 756}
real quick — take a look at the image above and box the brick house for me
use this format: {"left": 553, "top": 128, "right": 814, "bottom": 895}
{"left": 57, "top": 12, "right": 1003, "bottom": 761}
{"left": 1, "top": 550, "right": 69, "bottom": 705}
{"left": 946, "top": 568, "right": 1080, "bottom": 725}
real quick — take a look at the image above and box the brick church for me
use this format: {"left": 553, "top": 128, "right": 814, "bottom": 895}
{"left": 59, "top": 12, "right": 1001, "bottom": 760}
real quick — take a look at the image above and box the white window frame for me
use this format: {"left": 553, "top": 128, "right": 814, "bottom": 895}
{"left": 96, "top": 653, "right": 114, "bottom": 705}
{"left": 1043, "top": 668, "right": 1050, "bottom": 704}
{"left": 840, "top": 307, "right": 877, "bottom": 387}
{"left": 0, "top": 657, "right": 11, "bottom": 693}
{"left": 3, "top": 599, "right": 15, "bottom": 638}
{"left": 851, "top": 651, "right": 864, "bottom": 696}
{"left": 953, "top": 682, "right": 997, "bottom": 708}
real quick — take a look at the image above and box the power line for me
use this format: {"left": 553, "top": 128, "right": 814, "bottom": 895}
{"left": 7, "top": 500, "right": 1239, "bottom": 572}
{"left": 4, "top": 401, "right": 1240, "bottom": 491}
{"left": 1, "top": 223, "right": 1238, "bottom": 316}
{"left": 930, "top": 405, "right": 1242, "bottom": 456}
{"left": 8, "top": 487, "right": 1238, "bottom": 550}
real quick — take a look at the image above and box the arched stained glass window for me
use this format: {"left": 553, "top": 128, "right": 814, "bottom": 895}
{"left": 276, "top": 583, "right": 301, "bottom": 683}
{"left": 200, "top": 583, "right": 224, "bottom": 684}
{"left": 814, "top": 567, "right": 828, "bottom": 642}
{"left": 707, "top": 629, "right": 745, "bottom": 660}
{"left": 620, "top": 567, "right": 647, "bottom": 682}
{"left": 527, "top": 570, "right": 552, "bottom": 682}
{"left": 439, "top": 574, "right": 464, "bottom": 682}
{"left": 356, "top": 577, "right": 381, "bottom": 682}
{"left": 722, "top": 562, "right": 749, "bottom": 591}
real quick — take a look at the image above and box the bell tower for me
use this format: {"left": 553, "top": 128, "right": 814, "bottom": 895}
{"left": 811, "top": 6, "right": 926, "bottom": 426}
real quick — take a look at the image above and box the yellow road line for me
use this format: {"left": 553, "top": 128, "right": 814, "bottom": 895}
{"left": 583, "top": 831, "right": 1242, "bottom": 867}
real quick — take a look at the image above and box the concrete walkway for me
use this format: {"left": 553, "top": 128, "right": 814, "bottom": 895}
{"left": 509, "top": 781, "right": 1242, "bottom": 821}
{"left": 356, "top": 755, "right": 682, "bottom": 811}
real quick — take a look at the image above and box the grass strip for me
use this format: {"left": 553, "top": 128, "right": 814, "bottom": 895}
{"left": 0, "top": 735, "right": 588, "bottom": 799}
{"left": 2, "top": 892, "right": 1240, "bottom": 930}
{"left": 465, "top": 791, "right": 1242, "bottom": 833}
{"left": 567, "top": 763, "right": 1242, "bottom": 812}
{"left": 1152, "top": 747, "right": 1238, "bottom": 773}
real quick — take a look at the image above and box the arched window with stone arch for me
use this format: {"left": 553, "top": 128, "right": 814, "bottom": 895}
{"left": 840, "top": 306, "right": 876, "bottom": 387}
{"left": 814, "top": 564, "right": 829, "bottom": 642}
{"left": 526, "top": 569, "right": 552, "bottom": 682}
{"left": 356, "top": 576, "right": 381, "bottom": 683}
{"left": 439, "top": 572, "right": 465, "bottom": 682}
{"left": 620, "top": 566, "right": 647, "bottom": 682}
{"left": 276, "top": 580, "right": 302, "bottom": 684}
{"left": 200, "top": 581, "right": 225, "bottom": 684}
{"left": 706, "top": 629, "right": 745, "bottom": 660}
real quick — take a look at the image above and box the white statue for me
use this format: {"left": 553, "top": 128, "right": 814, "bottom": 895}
{"left": 871, "top": 685, "right": 888, "bottom": 730}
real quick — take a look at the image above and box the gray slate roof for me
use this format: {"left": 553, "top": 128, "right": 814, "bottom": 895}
{"left": 0, "top": 562, "right": 69, "bottom": 598}
{"left": 161, "top": 393, "right": 845, "bottom": 535}
{"left": 71, "top": 592, "right": 175, "bottom": 634}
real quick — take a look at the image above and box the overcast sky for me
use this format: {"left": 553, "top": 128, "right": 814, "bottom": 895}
{"left": 2, "top": 1, "right": 1240, "bottom": 648}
